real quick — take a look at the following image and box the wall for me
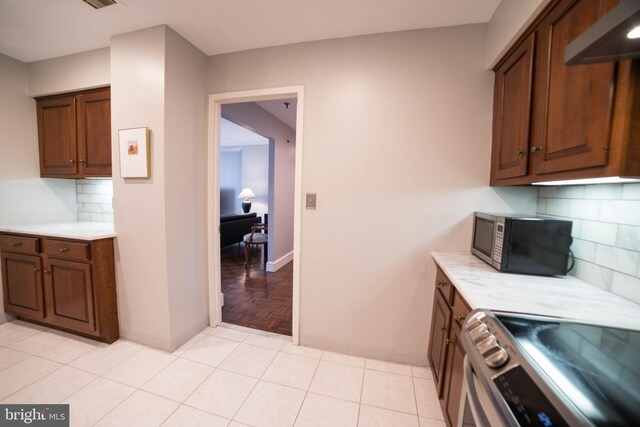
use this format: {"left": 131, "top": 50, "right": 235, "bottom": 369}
{"left": 27, "top": 48, "right": 110, "bottom": 96}
{"left": 76, "top": 179, "right": 114, "bottom": 222}
{"left": 485, "top": 0, "right": 549, "bottom": 68}
{"left": 0, "top": 54, "right": 77, "bottom": 323}
{"left": 241, "top": 145, "right": 270, "bottom": 221}
{"left": 111, "top": 25, "right": 208, "bottom": 350}
{"left": 222, "top": 103, "right": 296, "bottom": 266}
{"left": 163, "top": 26, "right": 209, "bottom": 350}
{"left": 207, "top": 26, "right": 537, "bottom": 364}
{"left": 537, "top": 184, "right": 640, "bottom": 304}
{"left": 111, "top": 26, "right": 172, "bottom": 349}
{"left": 220, "top": 149, "right": 243, "bottom": 214}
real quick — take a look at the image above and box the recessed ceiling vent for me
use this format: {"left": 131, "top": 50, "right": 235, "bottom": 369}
{"left": 82, "top": 0, "right": 117, "bottom": 9}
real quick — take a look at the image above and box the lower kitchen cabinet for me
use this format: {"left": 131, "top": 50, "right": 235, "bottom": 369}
{"left": 0, "top": 233, "right": 119, "bottom": 343}
{"left": 427, "top": 266, "right": 471, "bottom": 427}
{"left": 1, "top": 252, "right": 45, "bottom": 319}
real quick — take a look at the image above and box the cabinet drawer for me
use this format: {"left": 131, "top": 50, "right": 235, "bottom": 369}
{"left": 452, "top": 290, "right": 471, "bottom": 328}
{"left": 43, "top": 239, "right": 90, "bottom": 261}
{"left": 435, "top": 267, "right": 453, "bottom": 304}
{"left": 0, "top": 234, "right": 40, "bottom": 254}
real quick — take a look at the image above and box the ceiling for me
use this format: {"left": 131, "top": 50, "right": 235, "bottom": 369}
{"left": 257, "top": 99, "right": 297, "bottom": 130}
{"left": 220, "top": 118, "right": 269, "bottom": 148}
{"left": 0, "top": 0, "right": 501, "bottom": 63}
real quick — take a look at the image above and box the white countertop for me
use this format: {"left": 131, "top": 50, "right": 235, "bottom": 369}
{"left": 432, "top": 252, "right": 640, "bottom": 331}
{"left": 0, "top": 221, "right": 116, "bottom": 241}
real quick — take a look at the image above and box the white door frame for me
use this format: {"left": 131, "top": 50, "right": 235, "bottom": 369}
{"left": 207, "top": 86, "right": 304, "bottom": 344}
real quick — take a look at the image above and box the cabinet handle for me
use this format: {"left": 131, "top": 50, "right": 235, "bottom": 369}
{"left": 33, "top": 268, "right": 40, "bottom": 272}
{"left": 530, "top": 145, "right": 542, "bottom": 153}
{"left": 59, "top": 248, "right": 69, "bottom": 253}
{"left": 10, "top": 242, "right": 22, "bottom": 247}
{"left": 69, "top": 159, "right": 75, "bottom": 164}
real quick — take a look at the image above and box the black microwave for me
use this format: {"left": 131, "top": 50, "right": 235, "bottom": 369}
{"left": 471, "top": 212, "right": 573, "bottom": 276}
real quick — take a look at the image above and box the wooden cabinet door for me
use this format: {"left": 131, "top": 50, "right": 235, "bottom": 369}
{"left": 531, "top": 0, "right": 616, "bottom": 175}
{"left": 37, "top": 95, "right": 78, "bottom": 177}
{"left": 1, "top": 252, "right": 45, "bottom": 319}
{"left": 77, "top": 89, "right": 112, "bottom": 176}
{"left": 43, "top": 258, "right": 96, "bottom": 334}
{"left": 442, "top": 322, "right": 465, "bottom": 427}
{"left": 427, "top": 291, "right": 451, "bottom": 397}
{"left": 491, "top": 33, "right": 535, "bottom": 181}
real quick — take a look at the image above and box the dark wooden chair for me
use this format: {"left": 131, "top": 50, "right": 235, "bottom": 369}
{"left": 243, "top": 223, "right": 268, "bottom": 268}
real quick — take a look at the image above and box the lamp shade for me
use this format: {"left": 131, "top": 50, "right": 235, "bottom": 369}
{"left": 237, "top": 188, "right": 256, "bottom": 199}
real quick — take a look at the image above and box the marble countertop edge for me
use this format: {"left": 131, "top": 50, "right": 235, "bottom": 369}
{"left": 0, "top": 221, "right": 116, "bottom": 241}
{"left": 431, "top": 251, "right": 640, "bottom": 331}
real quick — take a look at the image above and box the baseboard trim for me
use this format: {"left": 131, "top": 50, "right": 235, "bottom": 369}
{"left": 266, "top": 250, "right": 294, "bottom": 272}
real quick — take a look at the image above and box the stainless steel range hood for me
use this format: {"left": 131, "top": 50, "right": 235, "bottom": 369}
{"left": 565, "top": 0, "right": 640, "bottom": 65}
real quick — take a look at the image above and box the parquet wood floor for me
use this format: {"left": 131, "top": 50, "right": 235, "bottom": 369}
{"left": 221, "top": 243, "right": 293, "bottom": 336}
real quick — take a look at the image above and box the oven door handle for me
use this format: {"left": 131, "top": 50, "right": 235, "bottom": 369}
{"left": 464, "top": 355, "right": 491, "bottom": 427}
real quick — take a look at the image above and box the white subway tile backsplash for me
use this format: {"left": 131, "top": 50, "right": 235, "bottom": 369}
{"left": 568, "top": 199, "right": 600, "bottom": 220}
{"left": 617, "top": 225, "right": 640, "bottom": 251}
{"left": 584, "top": 184, "right": 622, "bottom": 200}
{"left": 595, "top": 245, "right": 639, "bottom": 276}
{"left": 536, "top": 198, "right": 547, "bottom": 215}
{"left": 611, "top": 273, "right": 640, "bottom": 305}
{"left": 539, "top": 182, "right": 640, "bottom": 305}
{"left": 572, "top": 260, "right": 613, "bottom": 291}
{"left": 600, "top": 200, "right": 640, "bottom": 226}
{"left": 622, "top": 183, "right": 640, "bottom": 200}
{"left": 579, "top": 220, "right": 618, "bottom": 245}
{"left": 76, "top": 179, "right": 113, "bottom": 223}
{"left": 570, "top": 239, "right": 596, "bottom": 262}
{"left": 547, "top": 199, "right": 570, "bottom": 217}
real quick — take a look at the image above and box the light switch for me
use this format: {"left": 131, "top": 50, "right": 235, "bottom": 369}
{"left": 306, "top": 193, "right": 317, "bottom": 210}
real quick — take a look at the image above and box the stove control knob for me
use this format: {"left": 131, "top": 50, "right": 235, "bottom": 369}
{"left": 477, "top": 336, "right": 498, "bottom": 355}
{"left": 484, "top": 346, "right": 509, "bottom": 369}
{"left": 468, "top": 311, "right": 487, "bottom": 322}
{"left": 466, "top": 320, "right": 484, "bottom": 332}
{"left": 469, "top": 325, "right": 489, "bottom": 343}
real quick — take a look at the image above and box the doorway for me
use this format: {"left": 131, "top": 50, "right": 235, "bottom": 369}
{"left": 207, "top": 87, "right": 303, "bottom": 343}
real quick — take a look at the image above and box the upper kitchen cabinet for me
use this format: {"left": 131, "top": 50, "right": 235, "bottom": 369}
{"left": 490, "top": 0, "right": 640, "bottom": 186}
{"left": 491, "top": 33, "right": 535, "bottom": 181}
{"left": 36, "top": 87, "right": 111, "bottom": 178}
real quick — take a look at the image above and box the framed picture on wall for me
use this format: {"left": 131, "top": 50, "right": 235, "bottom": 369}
{"left": 118, "top": 127, "right": 150, "bottom": 178}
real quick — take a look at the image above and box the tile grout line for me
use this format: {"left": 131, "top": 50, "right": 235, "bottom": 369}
{"left": 290, "top": 350, "right": 323, "bottom": 426}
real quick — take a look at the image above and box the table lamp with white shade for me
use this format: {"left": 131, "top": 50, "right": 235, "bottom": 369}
{"left": 238, "top": 188, "right": 256, "bottom": 213}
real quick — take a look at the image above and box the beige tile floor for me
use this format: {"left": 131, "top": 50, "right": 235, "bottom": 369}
{"left": 0, "top": 320, "right": 446, "bottom": 427}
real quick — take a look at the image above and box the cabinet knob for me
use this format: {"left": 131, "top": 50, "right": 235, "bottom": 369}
{"left": 516, "top": 149, "right": 524, "bottom": 156}
{"left": 530, "top": 145, "right": 542, "bottom": 153}
{"left": 440, "top": 325, "right": 447, "bottom": 332}
{"left": 437, "top": 282, "right": 446, "bottom": 288}
{"left": 10, "top": 242, "right": 22, "bottom": 247}
{"left": 457, "top": 315, "right": 466, "bottom": 322}
{"left": 446, "top": 337, "right": 456, "bottom": 345}
{"left": 59, "top": 248, "right": 69, "bottom": 253}
{"left": 79, "top": 159, "right": 86, "bottom": 164}
{"left": 43, "top": 269, "right": 50, "bottom": 274}
{"left": 33, "top": 268, "right": 40, "bottom": 273}
{"left": 69, "top": 159, "right": 75, "bottom": 164}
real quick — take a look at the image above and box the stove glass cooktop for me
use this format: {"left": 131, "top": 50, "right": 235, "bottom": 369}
{"left": 498, "top": 315, "right": 640, "bottom": 427}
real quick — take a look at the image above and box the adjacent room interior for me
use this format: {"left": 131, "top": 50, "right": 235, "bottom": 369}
{"left": 218, "top": 99, "right": 297, "bottom": 336}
